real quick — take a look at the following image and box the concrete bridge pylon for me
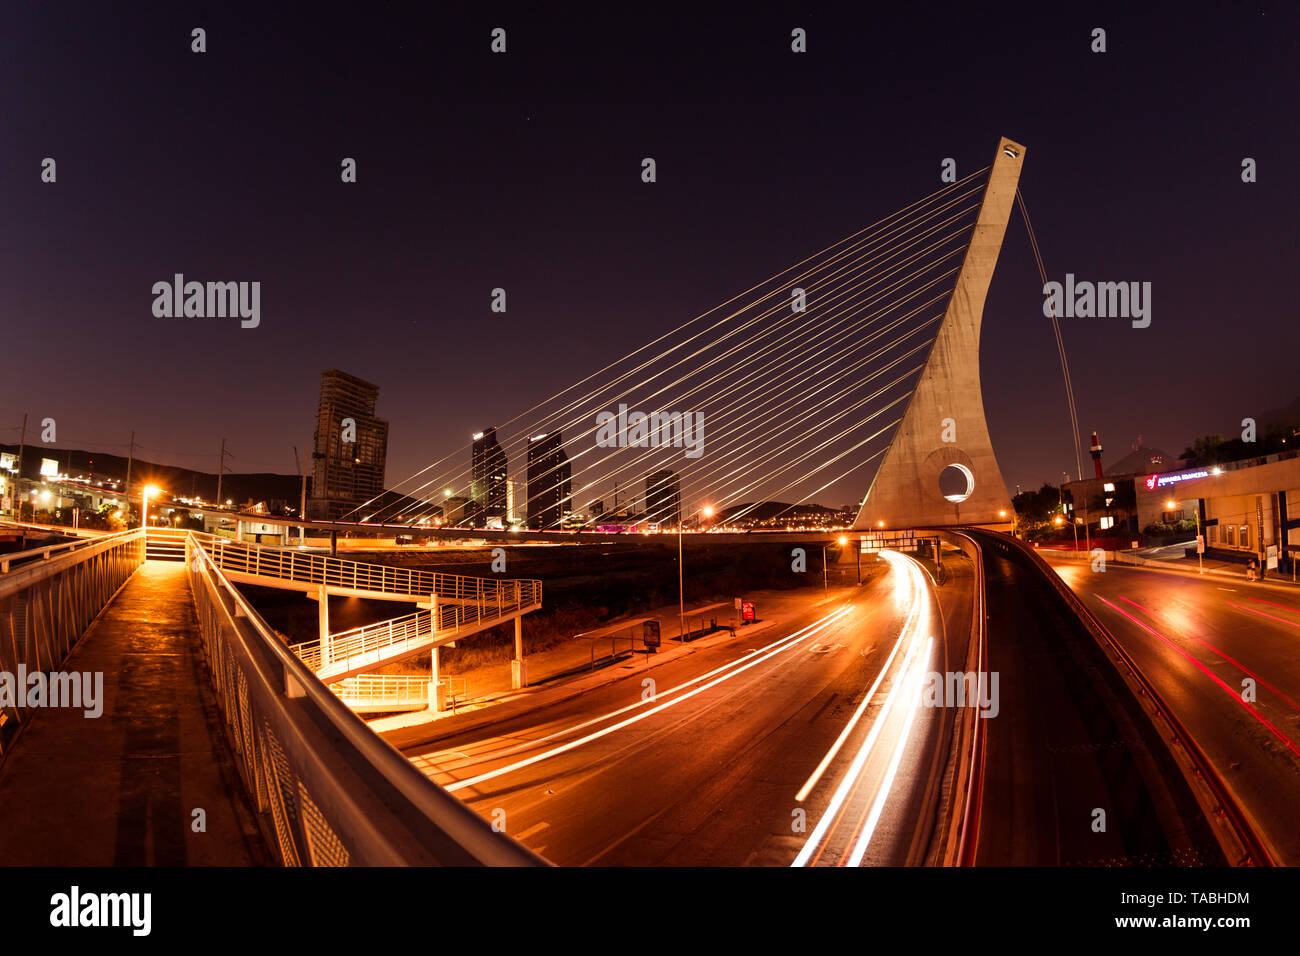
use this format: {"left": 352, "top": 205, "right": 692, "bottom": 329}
{"left": 854, "top": 136, "right": 1024, "bottom": 532}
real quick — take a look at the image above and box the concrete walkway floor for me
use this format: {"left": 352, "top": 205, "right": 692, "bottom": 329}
{"left": 0, "top": 561, "right": 268, "bottom": 865}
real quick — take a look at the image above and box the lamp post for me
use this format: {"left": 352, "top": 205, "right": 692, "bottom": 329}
{"left": 679, "top": 504, "right": 714, "bottom": 642}
{"left": 822, "top": 535, "right": 848, "bottom": 591}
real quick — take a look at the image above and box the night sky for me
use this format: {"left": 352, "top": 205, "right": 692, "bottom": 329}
{"left": 5, "top": 4, "right": 1297, "bottom": 511}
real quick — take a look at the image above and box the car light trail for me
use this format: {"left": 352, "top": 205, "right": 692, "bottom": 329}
{"left": 846, "top": 636, "right": 933, "bottom": 866}
{"left": 425, "top": 606, "right": 855, "bottom": 772}
{"left": 1097, "top": 596, "right": 1300, "bottom": 759}
{"left": 1228, "top": 601, "right": 1300, "bottom": 631}
{"left": 1120, "top": 596, "right": 1300, "bottom": 710}
{"left": 795, "top": 549, "right": 920, "bottom": 801}
{"left": 446, "top": 604, "right": 854, "bottom": 793}
{"left": 792, "top": 551, "right": 935, "bottom": 867}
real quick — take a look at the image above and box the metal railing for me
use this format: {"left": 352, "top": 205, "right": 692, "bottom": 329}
{"left": 183, "top": 531, "right": 546, "bottom": 866}
{"left": 290, "top": 579, "right": 542, "bottom": 680}
{"left": 331, "top": 675, "right": 469, "bottom": 713}
{"left": 0, "top": 529, "right": 145, "bottom": 757}
{"left": 333, "top": 675, "right": 430, "bottom": 707}
{"left": 202, "top": 536, "right": 544, "bottom": 608}
{"left": 204, "top": 538, "right": 440, "bottom": 595}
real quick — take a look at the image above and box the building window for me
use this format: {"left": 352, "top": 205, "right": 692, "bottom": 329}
{"left": 1099, "top": 516, "right": 1115, "bottom": 530}
{"left": 1240, "top": 525, "right": 1251, "bottom": 549}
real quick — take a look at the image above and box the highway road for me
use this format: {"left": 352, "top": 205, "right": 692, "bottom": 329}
{"left": 403, "top": 550, "right": 956, "bottom": 866}
{"left": 969, "top": 533, "right": 1226, "bottom": 866}
{"left": 1046, "top": 556, "right": 1300, "bottom": 864}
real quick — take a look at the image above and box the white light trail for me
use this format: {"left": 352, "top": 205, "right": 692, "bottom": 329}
{"left": 792, "top": 551, "right": 934, "bottom": 867}
{"left": 446, "top": 605, "right": 854, "bottom": 793}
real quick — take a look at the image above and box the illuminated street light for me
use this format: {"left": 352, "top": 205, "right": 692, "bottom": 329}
{"left": 142, "top": 484, "right": 162, "bottom": 530}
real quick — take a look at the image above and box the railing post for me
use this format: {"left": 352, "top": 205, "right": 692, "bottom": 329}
{"left": 317, "top": 584, "right": 331, "bottom": 667}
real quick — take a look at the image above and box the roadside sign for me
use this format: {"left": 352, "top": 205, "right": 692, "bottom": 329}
{"left": 1267, "top": 545, "right": 1278, "bottom": 570}
{"left": 1196, "top": 535, "right": 1205, "bottom": 554}
{"left": 734, "top": 597, "right": 742, "bottom": 611}
{"left": 741, "top": 601, "right": 756, "bottom": 623}
{"left": 642, "top": 620, "right": 661, "bottom": 648}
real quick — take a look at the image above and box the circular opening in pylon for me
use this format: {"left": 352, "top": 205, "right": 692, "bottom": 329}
{"left": 939, "top": 463, "right": 975, "bottom": 503}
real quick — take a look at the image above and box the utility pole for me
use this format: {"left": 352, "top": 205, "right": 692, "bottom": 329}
{"left": 13, "top": 412, "right": 28, "bottom": 518}
{"left": 678, "top": 512, "right": 685, "bottom": 642}
{"left": 294, "top": 444, "right": 308, "bottom": 544}
{"left": 125, "top": 430, "right": 135, "bottom": 496}
{"left": 216, "top": 437, "right": 231, "bottom": 508}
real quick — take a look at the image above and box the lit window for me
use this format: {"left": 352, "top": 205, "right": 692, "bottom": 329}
{"left": 1103, "top": 483, "right": 1115, "bottom": 493}
{"left": 1099, "top": 516, "right": 1115, "bottom": 530}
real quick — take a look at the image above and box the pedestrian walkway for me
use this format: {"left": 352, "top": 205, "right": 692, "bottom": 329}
{"left": 0, "top": 562, "right": 267, "bottom": 865}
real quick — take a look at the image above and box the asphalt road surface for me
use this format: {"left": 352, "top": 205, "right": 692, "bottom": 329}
{"left": 1046, "top": 556, "right": 1300, "bottom": 864}
{"left": 969, "top": 532, "right": 1227, "bottom": 866}
{"left": 404, "top": 551, "right": 956, "bottom": 866}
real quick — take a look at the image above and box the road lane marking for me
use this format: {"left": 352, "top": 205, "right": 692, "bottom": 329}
{"left": 515, "top": 821, "right": 550, "bottom": 841}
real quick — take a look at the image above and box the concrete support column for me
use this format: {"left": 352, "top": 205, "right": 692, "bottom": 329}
{"left": 427, "top": 645, "right": 446, "bottom": 713}
{"left": 236, "top": 521, "right": 244, "bottom": 543}
{"left": 511, "top": 616, "right": 527, "bottom": 689}
{"left": 317, "top": 585, "right": 331, "bottom": 667}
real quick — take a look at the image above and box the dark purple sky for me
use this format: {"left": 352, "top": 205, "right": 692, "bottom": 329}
{"left": 5, "top": 3, "right": 1297, "bottom": 511}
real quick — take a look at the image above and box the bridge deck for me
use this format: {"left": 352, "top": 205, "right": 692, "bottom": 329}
{"left": 0, "top": 561, "right": 267, "bottom": 865}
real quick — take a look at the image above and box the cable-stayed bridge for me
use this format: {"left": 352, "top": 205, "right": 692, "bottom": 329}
{"left": 0, "top": 137, "right": 1283, "bottom": 869}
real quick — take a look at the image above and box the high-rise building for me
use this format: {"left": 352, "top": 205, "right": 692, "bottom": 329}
{"left": 645, "top": 470, "right": 681, "bottom": 527}
{"left": 307, "top": 369, "right": 389, "bottom": 520}
{"left": 469, "top": 427, "right": 508, "bottom": 527}
{"left": 441, "top": 495, "right": 471, "bottom": 526}
{"left": 526, "top": 432, "right": 571, "bottom": 530}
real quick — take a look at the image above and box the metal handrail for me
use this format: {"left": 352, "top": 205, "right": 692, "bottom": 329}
{"left": 0, "top": 527, "right": 139, "bottom": 575}
{"left": 202, "top": 536, "right": 543, "bottom": 604}
{"left": 184, "top": 530, "right": 546, "bottom": 866}
{"left": 0, "top": 529, "right": 145, "bottom": 758}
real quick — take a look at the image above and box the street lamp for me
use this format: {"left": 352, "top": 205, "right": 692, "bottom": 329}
{"left": 141, "top": 485, "right": 162, "bottom": 531}
{"left": 822, "top": 535, "right": 849, "bottom": 591}
{"left": 678, "top": 504, "right": 716, "bottom": 641}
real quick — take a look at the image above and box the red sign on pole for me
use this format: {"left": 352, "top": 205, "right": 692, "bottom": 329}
{"left": 741, "top": 601, "right": 756, "bottom": 622}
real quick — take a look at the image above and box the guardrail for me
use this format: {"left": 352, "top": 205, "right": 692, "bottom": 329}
{"left": 0, "top": 528, "right": 145, "bottom": 758}
{"left": 183, "top": 531, "right": 546, "bottom": 866}
{"left": 931, "top": 531, "right": 987, "bottom": 867}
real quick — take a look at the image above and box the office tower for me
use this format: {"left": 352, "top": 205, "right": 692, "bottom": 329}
{"left": 470, "top": 427, "right": 508, "bottom": 527}
{"left": 526, "top": 432, "right": 572, "bottom": 530}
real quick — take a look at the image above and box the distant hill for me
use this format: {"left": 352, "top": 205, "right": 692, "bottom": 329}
{"left": 717, "top": 500, "right": 839, "bottom": 524}
{"left": 1, "top": 442, "right": 303, "bottom": 506}
{"left": 1260, "top": 395, "right": 1300, "bottom": 433}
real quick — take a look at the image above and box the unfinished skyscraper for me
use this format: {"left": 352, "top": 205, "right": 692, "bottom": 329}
{"left": 308, "top": 369, "right": 389, "bottom": 520}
